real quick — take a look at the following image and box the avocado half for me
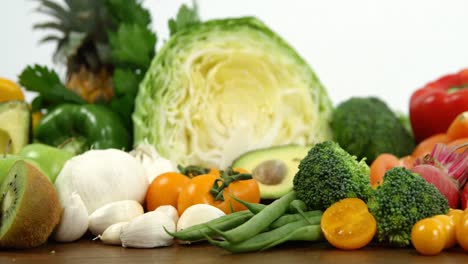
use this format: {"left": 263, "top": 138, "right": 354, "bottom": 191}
{"left": 0, "top": 101, "right": 30, "bottom": 154}
{"left": 232, "top": 145, "right": 310, "bottom": 199}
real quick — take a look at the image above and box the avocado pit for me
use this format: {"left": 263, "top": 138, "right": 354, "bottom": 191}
{"left": 252, "top": 159, "right": 288, "bottom": 185}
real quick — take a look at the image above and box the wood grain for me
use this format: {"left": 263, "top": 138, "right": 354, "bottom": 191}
{"left": 0, "top": 240, "right": 466, "bottom": 264}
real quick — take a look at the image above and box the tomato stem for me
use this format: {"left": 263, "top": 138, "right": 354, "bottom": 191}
{"left": 177, "top": 164, "right": 210, "bottom": 177}
{"left": 209, "top": 167, "right": 253, "bottom": 201}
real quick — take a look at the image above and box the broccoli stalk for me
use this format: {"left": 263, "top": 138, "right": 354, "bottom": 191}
{"left": 292, "top": 141, "right": 372, "bottom": 211}
{"left": 367, "top": 167, "right": 449, "bottom": 247}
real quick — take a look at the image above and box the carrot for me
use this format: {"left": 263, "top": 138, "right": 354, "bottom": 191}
{"left": 399, "top": 155, "right": 416, "bottom": 170}
{"left": 412, "top": 133, "right": 450, "bottom": 159}
{"left": 447, "top": 137, "right": 468, "bottom": 154}
{"left": 370, "top": 153, "right": 400, "bottom": 188}
{"left": 447, "top": 111, "right": 468, "bottom": 141}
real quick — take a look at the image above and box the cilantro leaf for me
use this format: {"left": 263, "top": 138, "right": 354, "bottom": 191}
{"left": 105, "top": 0, "right": 151, "bottom": 27}
{"left": 113, "top": 68, "right": 142, "bottom": 96}
{"left": 109, "top": 23, "right": 157, "bottom": 69}
{"left": 18, "top": 65, "right": 85, "bottom": 108}
{"left": 168, "top": 1, "right": 201, "bottom": 35}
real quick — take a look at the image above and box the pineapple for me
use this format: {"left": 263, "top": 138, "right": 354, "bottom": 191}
{"left": 34, "top": 0, "right": 114, "bottom": 103}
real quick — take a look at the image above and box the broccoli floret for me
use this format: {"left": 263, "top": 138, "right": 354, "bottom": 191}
{"left": 367, "top": 167, "right": 449, "bottom": 247}
{"left": 331, "top": 97, "right": 415, "bottom": 164}
{"left": 293, "top": 140, "right": 372, "bottom": 211}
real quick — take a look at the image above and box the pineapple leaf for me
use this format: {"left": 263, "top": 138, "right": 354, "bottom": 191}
{"left": 35, "top": 0, "right": 69, "bottom": 23}
{"left": 168, "top": 1, "right": 201, "bottom": 36}
{"left": 33, "top": 21, "right": 66, "bottom": 33}
{"left": 39, "top": 35, "right": 62, "bottom": 44}
{"left": 18, "top": 65, "right": 86, "bottom": 106}
{"left": 109, "top": 23, "right": 156, "bottom": 69}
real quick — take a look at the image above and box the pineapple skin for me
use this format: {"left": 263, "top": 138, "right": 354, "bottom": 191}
{"left": 66, "top": 67, "right": 114, "bottom": 103}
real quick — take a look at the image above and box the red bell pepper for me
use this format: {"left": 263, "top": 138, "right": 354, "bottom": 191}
{"left": 410, "top": 69, "right": 468, "bottom": 143}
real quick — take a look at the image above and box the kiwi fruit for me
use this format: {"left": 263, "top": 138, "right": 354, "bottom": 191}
{"left": 0, "top": 160, "right": 61, "bottom": 248}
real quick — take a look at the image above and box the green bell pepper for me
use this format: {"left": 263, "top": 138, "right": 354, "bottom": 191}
{"left": 34, "top": 104, "right": 130, "bottom": 153}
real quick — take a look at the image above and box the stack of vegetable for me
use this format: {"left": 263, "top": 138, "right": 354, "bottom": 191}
{"left": 18, "top": 0, "right": 159, "bottom": 153}
{"left": 0, "top": 0, "right": 468, "bottom": 257}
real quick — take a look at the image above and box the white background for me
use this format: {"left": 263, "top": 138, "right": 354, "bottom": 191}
{"left": 1, "top": 0, "right": 468, "bottom": 113}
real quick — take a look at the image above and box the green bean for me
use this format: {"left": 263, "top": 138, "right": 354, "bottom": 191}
{"left": 229, "top": 195, "right": 266, "bottom": 214}
{"left": 260, "top": 225, "right": 323, "bottom": 251}
{"left": 166, "top": 210, "right": 253, "bottom": 242}
{"left": 269, "top": 210, "right": 322, "bottom": 229}
{"left": 208, "top": 191, "right": 296, "bottom": 244}
{"left": 288, "top": 199, "right": 308, "bottom": 213}
{"left": 288, "top": 199, "right": 316, "bottom": 225}
{"left": 205, "top": 219, "right": 320, "bottom": 253}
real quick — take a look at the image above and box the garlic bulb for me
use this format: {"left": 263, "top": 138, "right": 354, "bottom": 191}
{"left": 89, "top": 200, "right": 144, "bottom": 236}
{"left": 120, "top": 211, "right": 175, "bottom": 248}
{"left": 55, "top": 149, "right": 148, "bottom": 214}
{"left": 154, "top": 205, "right": 179, "bottom": 224}
{"left": 130, "top": 142, "right": 177, "bottom": 183}
{"left": 177, "top": 204, "right": 225, "bottom": 232}
{"left": 53, "top": 192, "right": 89, "bottom": 242}
{"left": 99, "top": 222, "right": 128, "bottom": 245}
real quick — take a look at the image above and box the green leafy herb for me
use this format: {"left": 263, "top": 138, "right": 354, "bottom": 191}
{"left": 105, "top": 0, "right": 151, "bottom": 27}
{"left": 109, "top": 23, "right": 156, "bottom": 69}
{"left": 168, "top": 1, "right": 201, "bottom": 35}
{"left": 18, "top": 65, "right": 85, "bottom": 111}
{"left": 112, "top": 68, "right": 141, "bottom": 96}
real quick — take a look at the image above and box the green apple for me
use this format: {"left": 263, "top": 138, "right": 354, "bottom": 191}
{"left": 19, "top": 144, "right": 74, "bottom": 182}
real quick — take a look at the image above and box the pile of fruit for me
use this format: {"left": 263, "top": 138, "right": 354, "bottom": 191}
{"left": 0, "top": 0, "right": 467, "bottom": 256}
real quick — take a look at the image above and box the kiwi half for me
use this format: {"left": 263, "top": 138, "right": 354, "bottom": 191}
{"left": 0, "top": 160, "right": 61, "bottom": 248}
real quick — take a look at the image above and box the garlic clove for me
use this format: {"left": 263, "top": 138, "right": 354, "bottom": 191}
{"left": 89, "top": 200, "right": 143, "bottom": 236}
{"left": 177, "top": 204, "right": 225, "bottom": 232}
{"left": 54, "top": 192, "right": 89, "bottom": 242}
{"left": 154, "top": 205, "right": 179, "bottom": 224}
{"left": 99, "top": 222, "right": 128, "bottom": 246}
{"left": 120, "top": 211, "right": 175, "bottom": 248}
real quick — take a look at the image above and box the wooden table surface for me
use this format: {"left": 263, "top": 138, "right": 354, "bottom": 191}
{"left": 0, "top": 240, "right": 466, "bottom": 264}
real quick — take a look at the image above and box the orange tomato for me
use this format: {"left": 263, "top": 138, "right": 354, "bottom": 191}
{"left": 145, "top": 172, "right": 191, "bottom": 212}
{"left": 177, "top": 169, "right": 260, "bottom": 215}
{"left": 411, "top": 218, "right": 446, "bottom": 256}
{"left": 455, "top": 211, "right": 468, "bottom": 251}
{"left": 433, "top": 215, "right": 456, "bottom": 249}
{"left": 412, "top": 133, "right": 450, "bottom": 159}
{"left": 447, "top": 111, "right": 468, "bottom": 141}
{"left": 320, "top": 198, "right": 376, "bottom": 250}
{"left": 369, "top": 154, "right": 400, "bottom": 188}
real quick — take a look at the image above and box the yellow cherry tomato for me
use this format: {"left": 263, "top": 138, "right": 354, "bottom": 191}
{"left": 0, "top": 78, "right": 24, "bottom": 102}
{"left": 448, "top": 209, "right": 464, "bottom": 226}
{"left": 455, "top": 211, "right": 468, "bottom": 251}
{"left": 411, "top": 218, "right": 446, "bottom": 256}
{"left": 321, "top": 198, "right": 376, "bottom": 250}
{"left": 433, "top": 215, "right": 456, "bottom": 248}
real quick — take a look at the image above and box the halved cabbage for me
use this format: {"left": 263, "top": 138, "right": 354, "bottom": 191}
{"left": 133, "top": 17, "right": 333, "bottom": 168}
